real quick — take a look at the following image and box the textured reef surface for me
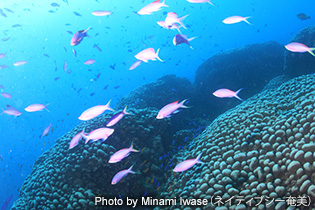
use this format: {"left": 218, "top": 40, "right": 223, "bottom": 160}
{"left": 161, "top": 74, "right": 315, "bottom": 209}
{"left": 285, "top": 25, "right": 315, "bottom": 77}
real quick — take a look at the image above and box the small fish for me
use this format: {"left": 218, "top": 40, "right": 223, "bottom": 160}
{"left": 4, "top": 8, "right": 14, "bottom": 13}
{"left": 109, "top": 63, "right": 116, "bottom": 70}
{"left": 24, "top": 104, "right": 49, "bottom": 112}
{"left": 213, "top": 88, "right": 243, "bottom": 101}
{"left": 173, "top": 34, "right": 196, "bottom": 49}
{"left": 0, "top": 53, "right": 6, "bottom": 59}
{"left": 1, "top": 105, "right": 22, "bottom": 116}
{"left": 70, "top": 26, "right": 91, "bottom": 46}
{"left": 137, "top": 0, "right": 168, "bottom": 15}
{"left": 66, "top": 31, "right": 73, "bottom": 35}
{"left": 51, "top": 3, "right": 60, "bottom": 7}
{"left": 297, "top": 13, "right": 310, "bottom": 21}
{"left": 1, "top": 92, "right": 12, "bottom": 99}
{"left": 72, "top": 49, "right": 77, "bottom": 58}
{"left": 73, "top": 11, "right": 82, "bottom": 17}
{"left": 92, "top": 10, "right": 113, "bottom": 16}
{"left": 156, "top": 99, "right": 189, "bottom": 119}
{"left": 2, "top": 37, "right": 10, "bottom": 42}
{"left": 135, "top": 48, "right": 164, "bottom": 63}
{"left": 1, "top": 195, "right": 13, "bottom": 210}
{"left": 82, "top": 127, "right": 114, "bottom": 143}
{"left": 12, "top": 24, "right": 22, "bottom": 28}
{"left": 84, "top": 59, "right": 96, "bottom": 65}
{"left": 111, "top": 165, "right": 136, "bottom": 185}
{"left": 54, "top": 77, "right": 60, "bottom": 81}
{"left": 69, "top": 131, "right": 83, "bottom": 149}
{"left": 107, "top": 106, "right": 130, "bottom": 127}
{"left": 113, "top": 86, "right": 120, "bottom": 89}
{"left": 44, "top": 54, "right": 50, "bottom": 58}
{"left": 285, "top": 42, "right": 315, "bottom": 57}
{"left": 78, "top": 100, "right": 115, "bottom": 121}
{"left": 109, "top": 142, "right": 139, "bottom": 163}
{"left": 0, "top": 154, "right": 3, "bottom": 161}
{"left": 93, "top": 44, "right": 102, "bottom": 52}
{"left": 42, "top": 123, "right": 52, "bottom": 137}
{"left": 13, "top": 60, "right": 27, "bottom": 66}
{"left": 222, "top": 16, "right": 252, "bottom": 25}
{"left": 129, "top": 60, "right": 142, "bottom": 70}
{"left": 63, "top": 61, "right": 67, "bottom": 72}
{"left": 0, "top": 65, "right": 8, "bottom": 70}
{"left": 186, "top": 0, "right": 214, "bottom": 5}
{"left": 173, "top": 154, "right": 203, "bottom": 172}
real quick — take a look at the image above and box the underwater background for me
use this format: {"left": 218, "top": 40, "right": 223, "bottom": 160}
{"left": 1, "top": 0, "right": 315, "bottom": 209}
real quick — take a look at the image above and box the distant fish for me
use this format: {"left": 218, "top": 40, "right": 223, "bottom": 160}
{"left": 54, "top": 77, "right": 60, "bottom": 81}
{"left": 72, "top": 49, "right": 77, "bottom": 58}
{"left": 135, "top": 48, "right": 164, "bottom": 63}
{"left": 0, "top": 65, "right": 8, "bottom": 70}
{"left": 156, "top": 99, "right": 189, "bottom": 119}
{"left": 84, "top": 59, "right": 96, "bottom": 65}
{"left": 69, "top": 131, "right": 83, "bottom": 149}
{"left": 1, "top": 195, "right": 13, "bottom": 210}
{"left": 106, "top": 106, "right": 130, "bottom": 127}
{"left": 42, "top": 123, "right": 52, "bottom": 137}
{"left": 51, "top": 3, "right": 60, "bottom": 7}
{"left": 92, "top": 10, "right": 113, "bottom": 16}
{"left": 0, "top": 85, "right": 4, "bottom": 89}
{"left": 12, "top": 24, "right": 22, "bottom": 28}
{"left": 4, "top": 8, "right": 14, "bottom": 14}
{"left": 285, "top": 42, "right": 315, "bottom": 57}
{"left": 297, "top": 13, "right": 310, "bottom": 21}
{"left": 95, "top": 73, "right": 101, "bottom": 81}
{"left": 13, "top": 60, "right": 27, "bottom": 66}
{"left": 213, "top": 88, "right": 244, "bottom": 101}
{"left": 93, "top": 44, "right": 102, "bottom": 52}
{"left": 109, "top": 142, "right": 139, "bottom": 163}
{"left": 2, "top": 105, "right": 22, "bottom": 116}
{"left": 137, "top": 0, "right": 168, "bottom": 15}
{"left": 66, "top": 31, "right": 73, "bottom": 35}
{"left": 78, "top": 100, "right": 114, "bottom": 121}
{"left": 73, "top": 11, "right": 82, "bottom": 17}
{"left": 129, "top": 60, "right": 142, "bottom": 70}
{"left": 0, "top": 53, "right": 6, "bottom": 59}
{"left": 63, "top": 61, "right": 67, "bottom": 72}
{"left": 186, "top": 0, "right": 214, "bottom": 5}
{"left": 111, "top": 165, "right": 135, "bottom": 185}
{"left": 0, "top": 154, "right": 3, "bottom": 161}
{"left": 70, "top": 26, "right": 91, "bottom": 46}
{"left": 223, "top": 16, "right": 252, "bottom": 25}
{"left": 1, "top": 92, "right": 12, "bottom": 99}
{"left": 48, "top": 10, "right": 55, "bottom": 13}
{"left": 25, "top": 104, "right": 49, "bottom": 112}
{"left": 82, "top": 127, "right": 114, "bottom": 143}
{"left": 44, "top": 54, "right": 50, "bottom": 58}
{"left": 109, "top": 63, "right": 116, "bottom": 70}
{"left": 173, "top": 154, "right": 203, "bottom": 172}
{"left": 173, "top": 34, "right": 196, "bottom": 49}
{"left": 113, "top": 86, "right": 120, "bottom": 89}
{"left": 2, "top": 37, "right": 10, "bottom": 42}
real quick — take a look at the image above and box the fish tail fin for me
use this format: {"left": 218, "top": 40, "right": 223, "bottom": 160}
{"left": 130, "top": 141, "right": 140, "bottom": 152}
{"left": 179, "top": 99, "right": 191, "bottom": 108}
{"left": 196, "top": 153, "right": 204, "bottom": 164}
{"left": 244, "top": 17, "right": 252, "bottom": 25}
{"left": 179, "top": 14, "right": 189, "bottom": 29}
{"left": 133, "top": 11, "right": 141, "bottom": 16}
{"left": 84, "top": 26, "right": 92, "bottom": 33}
{"left": 188, "top": 37, "right": 197, "bottom": 42}
{"left": 45, "top": 104, "right": 50, "bottom": 112}
{"left": 235, "top": 88, "right": 244, "bottom": 101}
{"left": 123, "top": 106, "right": 131, "bottom": 115}
{"left": 156, "top": 48, "right": 164, "bottom": 62}
{"left": 308, "top": 48, "right": 315, "bottom": 57}
{"left": 0, "top": 108, "right": 4, "bottom": 115}
{"left": 162, "top": 0, "right": 168, "bottom": 7}
{"left": 106, "top": 99, "right": 115, "bottom": 112}
{"left": 129, "top": 165, "right": 136, "bottom": 174}
{"left": 207, "top": 0, "right": 215, "bottom": 6}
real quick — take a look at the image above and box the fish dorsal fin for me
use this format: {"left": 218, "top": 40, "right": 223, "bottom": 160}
{"left": 171, "top": 100, "right": 179, "bottom": 104}
{"left": 152, "top": 0, "right": 161, "bottom": 3}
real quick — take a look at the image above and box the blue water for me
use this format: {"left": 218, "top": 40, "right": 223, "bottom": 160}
{"left": 0, "top": 0, "right": 314, "bottom": 208}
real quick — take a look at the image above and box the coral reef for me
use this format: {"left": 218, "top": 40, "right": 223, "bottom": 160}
{"left": 161, "top": 74, "right": 315, "bottom": 209}
{"left": 284, "top": 25, "right": 315, "bottom": 77}
{"left": 193, "top": 41, "right": 285, "bottom": 122}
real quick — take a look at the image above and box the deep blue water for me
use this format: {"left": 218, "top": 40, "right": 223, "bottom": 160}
{"left": 0, "top": 0, "right": 314, "bottom": 208}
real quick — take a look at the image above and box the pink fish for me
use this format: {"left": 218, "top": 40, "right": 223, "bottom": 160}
{"left": 173, "top": 34, "right": 196, "bottom": 49}
{"left": 137, "top": 0, "right": 168, "bottom": 15}
{"left": 135, "top": 48, "right": 164, "bottom": 63}
{"left": 186, "top": 0, "right": 214, "bottom": 5}
{"left": 84, "top": 59, "right": 96, "bottom": 65}
{"left": 111, "top": 165, "right": 135, "bottom": 185}
{"left": 157, "top": 21, "right": 182, "bottom": 33}
{"left": 1, "top": 92, "right": 12, "bottom": 99}
{"left": 106, "top": 106, "right": 130, "bottom": 127}
{"left": 92, "top": 10, "right": 113, "bottom": 16}
{"left": 213, "top": 88, "right": 243, "bottom": 101}
{"left": 78, "top": 100, "right": 115, "bottom": 121}
{"left": 156, "top": 99, "right": 189, "bottom": 119}
{"left": 1, "top": 105, "right": 22, "bottom": 116}
{"left": 0, "top": 53, "right": 6, "bottom": 59}
{"left": 222, "top": 16, "right": 252, "bottom": 25}
{"left": 42, "top": 123, "right": 52, "bottom": 137}
{"left": 69, "top": 131, "right": 83, "bottom": 149}
{"left": 13, "top": 60, "right": 27, "bottom": 66}
{"left": 24, "top": 104, "right": 49, "bottom": 112}
{"left": 109, "top": 142, "right": 139, "bottom": 163}
{"left": 285, "top": 42, "right": 315, "bottom": 57}
{"left": 129, "top": 60, "right": 142, "bottom": 70}
{"left": 173, "top": 154, "right": 203, "bottom": 172}
{"left": 82, "top": 127, "right": 114, "bottom": 144}
{"left": 70, "top": 26, "right": 91, "bottom": 46}
{"left": 164, "top": 12, "right": 189, "bottom": 29}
